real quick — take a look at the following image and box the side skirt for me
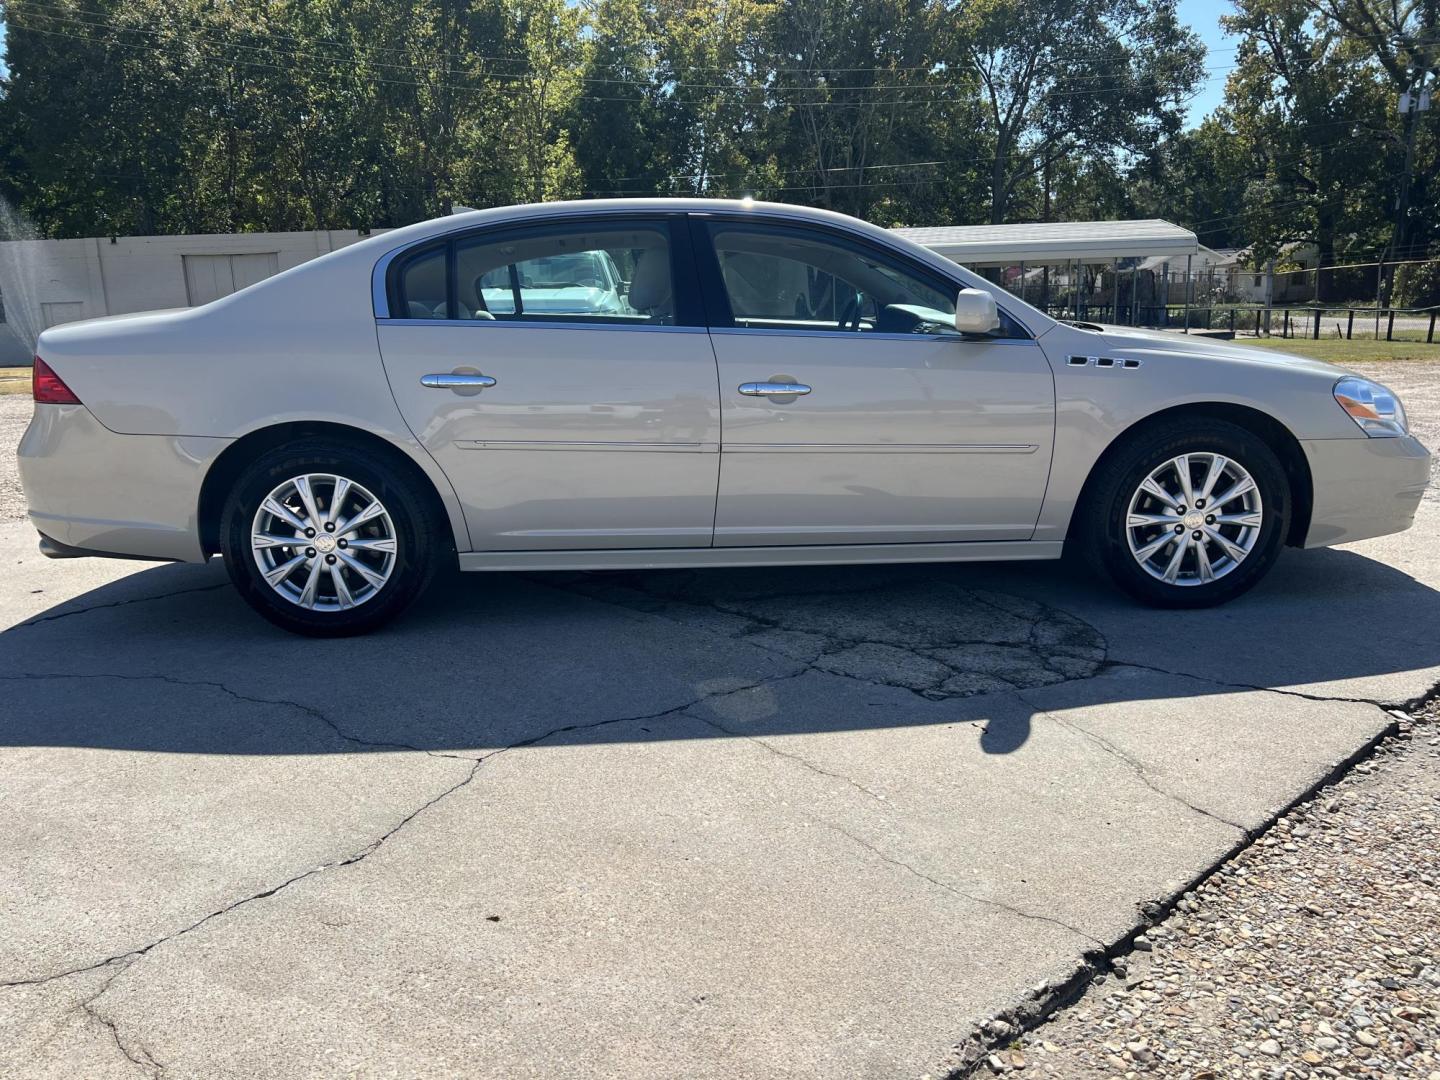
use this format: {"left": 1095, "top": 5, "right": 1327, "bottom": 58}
{"left": 457, "top": 540, "right": 1064, "bottom": 573}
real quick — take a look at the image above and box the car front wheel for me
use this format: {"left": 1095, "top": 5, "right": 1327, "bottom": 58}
{"left": 220, "top": 441, "right": 442, "bottom": 635}
{"left": 1083, "top": 419, "right": 1291, "bottom": 608}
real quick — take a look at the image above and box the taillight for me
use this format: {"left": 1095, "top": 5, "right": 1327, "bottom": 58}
{"left": 32, "top": 357, "right": 81, "bottom": 404}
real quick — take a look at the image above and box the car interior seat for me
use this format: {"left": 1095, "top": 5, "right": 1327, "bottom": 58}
{"left": 626, "top": 249, "right": 672, "bottom": 322}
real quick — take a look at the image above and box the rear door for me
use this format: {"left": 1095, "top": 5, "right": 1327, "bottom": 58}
{"left": 693, "top": 216, "right": 1056, "bottom": 546}
{"left": 376, "top": 214, "right": 721, "bottom": 551}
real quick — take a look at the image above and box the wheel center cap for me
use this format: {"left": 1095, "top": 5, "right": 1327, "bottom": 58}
{"left": 313, "top": 534, "right": 337, "bottom": 554}
{"left": 1182, "top": 511, "right": 1205, "bottom": 531}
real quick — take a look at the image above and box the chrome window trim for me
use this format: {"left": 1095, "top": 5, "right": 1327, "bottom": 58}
{"left": 370, "top": 202, "right": 1047, "bottom": 338}
{"left": 707, "top": 326, "right": 1040, "bottom": 346}
{"left": 374, "top": 244, "right": 418, "bottom": 319}
{"left": 375, "top": 317, "right": 707, "bottom": 335}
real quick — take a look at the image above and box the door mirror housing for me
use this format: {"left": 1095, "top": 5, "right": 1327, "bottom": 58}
{"left": 953, "top": 288, "right": 1001, "bottom": 335}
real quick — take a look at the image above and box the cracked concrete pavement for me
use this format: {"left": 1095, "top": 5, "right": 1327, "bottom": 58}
{"left": 1, "top": 365, "right": 1438, "bottom": 1080}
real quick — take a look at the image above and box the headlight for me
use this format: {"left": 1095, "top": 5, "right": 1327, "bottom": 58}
{"left": 1334, "top": 376, "right": 1408, "bottom": 437}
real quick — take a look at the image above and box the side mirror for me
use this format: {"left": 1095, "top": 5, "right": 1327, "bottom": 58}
{"left": 953, "top": 288, "right": 1001, "bottom": 335}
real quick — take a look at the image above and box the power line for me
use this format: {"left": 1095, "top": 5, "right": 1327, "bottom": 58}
{"left": 9, "top": 0, "right": 1242, "bottom": 76}
{"left": 7, "top": 17, "right": 1225, "bottom": 110}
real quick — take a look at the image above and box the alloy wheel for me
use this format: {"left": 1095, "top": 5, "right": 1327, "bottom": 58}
{"left": 250, "top": 473, "right": 398, "bottom": 610}
{"left": 1124, "top": 453, "right": 1264, "bottom": 587}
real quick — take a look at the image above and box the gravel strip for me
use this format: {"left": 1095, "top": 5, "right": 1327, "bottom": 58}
{"left": 976, "top": 703, "right": 1440, "bottom": 1080}
{"left": 0, "top": 394, "right": 32, "bottom": 521}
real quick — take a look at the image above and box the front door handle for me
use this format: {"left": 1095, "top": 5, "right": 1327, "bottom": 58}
{"left": 739, "top": 381, "right": 812, "bottom": 397}
{"left": 421, "top": 373, "right": 497, "bottom": 389}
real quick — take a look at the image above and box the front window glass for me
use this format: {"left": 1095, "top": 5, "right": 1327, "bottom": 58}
{"left": 709, "top": 227, "right": 959, "bottom": 336}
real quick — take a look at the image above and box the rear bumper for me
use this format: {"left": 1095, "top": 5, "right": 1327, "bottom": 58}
{"left": 1301, "top": 434, "right": 1431, "bottom": 547}
{"left": 17, "top": 404, "right": 228, "bottom": 563}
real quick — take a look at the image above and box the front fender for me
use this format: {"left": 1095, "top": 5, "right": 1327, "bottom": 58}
{"left": 1033, "top": 324, "right": 1362, "bottom": 543}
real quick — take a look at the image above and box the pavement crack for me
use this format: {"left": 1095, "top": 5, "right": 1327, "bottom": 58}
{"left": 1, "top": 755, "right": 485, "bottom": 993}
{"left": 0, "top": 665, "right": 806, "bottom": 994}
{"left": 535, "top": 575, "right": 1109, "bottom": 702}
{"left": 0, "top": 671, "right": 477, "bottom": 763}
{"left": 79, "top": 961, "right": 164, "bottom": 1078}
{"left": 14, "top": 582, "right": 230, "bottom": 628}
{"left": 827, "top": 824, "right": 1104, "bottom": 947}
{"left": 1103, "top": 659, "right": 1400, "bottom": 712}
{"left": 689, "top": 713, "right": 892, "bottom": 806}
{"left": 473, "top": 666, "right": 807, "bottom": 762}
{"left": 1015, "top": 689, "right": 1248, "bottom": 833}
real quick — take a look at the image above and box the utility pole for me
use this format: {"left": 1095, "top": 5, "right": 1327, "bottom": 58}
{"left": 1384, "top": 47, "right": 1434, "bottom": 307}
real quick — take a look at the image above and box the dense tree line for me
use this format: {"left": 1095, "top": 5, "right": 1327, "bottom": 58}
{"left": 0, "top": 0, "right": 1435, "bottom": 302}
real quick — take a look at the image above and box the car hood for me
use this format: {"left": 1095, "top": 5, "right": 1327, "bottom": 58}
{"left": 1067, "top": 324, "right": 1352, "bottom": 380}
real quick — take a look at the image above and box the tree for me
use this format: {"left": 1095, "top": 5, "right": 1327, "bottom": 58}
{"left": 1300, "top": 0, "right": 1439, "bottom": 276}
{"left": 652, "top": 0, "right": 776, "bottom": 198}
{"left": 572, "top": 0, "right": 668, "bottom": 197}
{"left": 949, "top": 0, "right": 1205, "bottom": 223}
{"left": 1219, "top": 0, "right": 1395, "bottom": 297}
{"left": 752, "top": 0, "right": 947, "bottom": 217}
{"left": 488, "top": 0, "right": 584, "bottom": 204}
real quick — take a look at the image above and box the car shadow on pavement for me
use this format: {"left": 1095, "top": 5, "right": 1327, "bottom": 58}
{"left": 2, "top": 544, "right": 1438, "bottom": 759}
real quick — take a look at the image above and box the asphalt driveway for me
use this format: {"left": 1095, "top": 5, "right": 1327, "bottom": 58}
{"left": 2, "top": 362, "right": 1438, "bottom": 1079}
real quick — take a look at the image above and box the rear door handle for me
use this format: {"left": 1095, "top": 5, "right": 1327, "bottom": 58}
{"left": 421, "top": 373, "right": 497, "bottom": 389}
{"left": 739, "top": 381, "right": 812, "bottom": 396}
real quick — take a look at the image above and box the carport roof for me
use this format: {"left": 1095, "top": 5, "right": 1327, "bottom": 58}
{"left": 892, "top": 219, "right": 1199, "bottom": 265}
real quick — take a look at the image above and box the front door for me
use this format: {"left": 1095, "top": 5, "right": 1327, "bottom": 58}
{"left": 694, "top": 217, "right": 1055, "bottom": 546}
{"left": 377, "top": 216, "right": 720, "bottom": 550}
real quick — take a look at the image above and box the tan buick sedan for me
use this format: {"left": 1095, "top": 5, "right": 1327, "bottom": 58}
{"left": 18, "top": 200, "right": 1431, "bottom": 635}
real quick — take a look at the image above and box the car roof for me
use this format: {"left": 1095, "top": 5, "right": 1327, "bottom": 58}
{"left": 395, "top": 198, "right": 886, "bottom": 246}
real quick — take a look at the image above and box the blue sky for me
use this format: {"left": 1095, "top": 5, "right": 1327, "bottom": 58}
{"left": 1, "top": 5, "right": 1234, "bottom": 118}
{"left": 1179, "top": 0, "right": 1236, "bottom": 124}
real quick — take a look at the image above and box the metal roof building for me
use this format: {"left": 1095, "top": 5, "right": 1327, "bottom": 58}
{"left": 893, "top": 219, "right": 1198, "bottom": 266}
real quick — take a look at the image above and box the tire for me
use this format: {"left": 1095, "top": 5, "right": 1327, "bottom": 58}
{"left": 220, "top": 440, "right": 444, "bottom": 636}
{"left": 1080, "top": 419, "right": 1291, "bottom": 609}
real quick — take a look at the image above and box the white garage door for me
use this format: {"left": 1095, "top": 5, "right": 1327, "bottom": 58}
{"left": 183, "top": 252, "right": 280, "bottom": 306}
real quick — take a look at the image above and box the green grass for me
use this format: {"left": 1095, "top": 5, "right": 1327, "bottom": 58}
{"left": 0, "top": 367, "right": 31, "bottom": 395}
{"left": 1237, "top": 336, "right": 1440, "bottom": 363}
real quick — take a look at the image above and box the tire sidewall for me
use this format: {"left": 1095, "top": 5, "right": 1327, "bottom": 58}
{"left": 220, "top": 443, "right": 436, "bottom": 636}
{"left": 1094, "top": 422, "right": 1290, "bottom": 608}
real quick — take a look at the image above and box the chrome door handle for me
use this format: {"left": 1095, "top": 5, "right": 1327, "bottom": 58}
{"left": 421, "top": 373, "right": 497, "bottom": 389}
{"left": 739, "top": 381, "right": 812, "bottom": 397}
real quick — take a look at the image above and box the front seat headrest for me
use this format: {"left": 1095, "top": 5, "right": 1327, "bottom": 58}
{"left": 627, "top": 249, "right": 672, "bottom": 315}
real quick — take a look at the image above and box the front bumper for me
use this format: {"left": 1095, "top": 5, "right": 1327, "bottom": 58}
{"left": 17, "top": 404, "right": 229, "bottom": 563}
{"left": 1301, "top": 434, "right": 1431, "bottom": 547}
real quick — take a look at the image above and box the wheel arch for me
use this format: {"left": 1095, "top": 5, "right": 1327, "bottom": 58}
{"left": 1067, "top": 402, "right": 1314, "bottom": 547}
{"left": 197, "top": 422, "right": 466, "bottom": 558}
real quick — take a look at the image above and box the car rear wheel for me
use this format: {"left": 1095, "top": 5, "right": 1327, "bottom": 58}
{"left": 220, "top": 441, "right": 442, "bottom": 635}
{"left": 1082, "top": 419, "right": 1291, "bottom": 608}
